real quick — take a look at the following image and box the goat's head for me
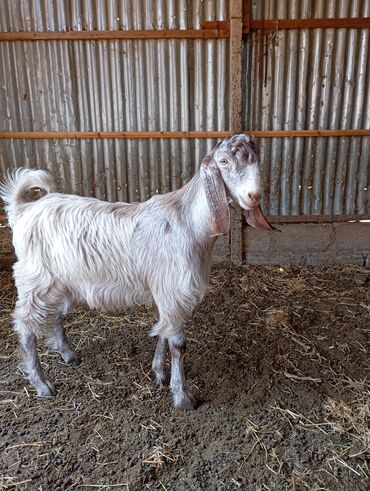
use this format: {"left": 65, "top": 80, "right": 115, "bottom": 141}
{"left": 200, "top": 134, "right": 277, "bottom": 236}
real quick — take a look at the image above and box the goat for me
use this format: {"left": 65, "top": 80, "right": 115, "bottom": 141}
{"left": 0, "top": 134, "right": 275, "bottom": 410}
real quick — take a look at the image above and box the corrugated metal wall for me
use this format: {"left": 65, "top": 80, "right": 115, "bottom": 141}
{"left": 0, "top": 0, "right": 228, "bottom": 202}
{"left": 245, "top": 0, "right": 370, "bottom": 216}
{"left": 1, "top": 0, "right": 369, "bottom": 220}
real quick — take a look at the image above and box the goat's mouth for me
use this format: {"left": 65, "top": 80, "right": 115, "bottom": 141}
{"left": 243, "top": 205, "right": 279, "bottom": 231}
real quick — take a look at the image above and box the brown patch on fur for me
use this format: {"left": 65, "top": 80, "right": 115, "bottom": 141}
{"left": 230, "top": 135, "right": 259, "bottom": 164}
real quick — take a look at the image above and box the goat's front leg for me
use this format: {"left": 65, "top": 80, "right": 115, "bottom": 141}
{"left": 152, "top": 336, "right": 169, "bottom": 386}
{"left": 168, "top": 332, "right": 198, "bottom": 410}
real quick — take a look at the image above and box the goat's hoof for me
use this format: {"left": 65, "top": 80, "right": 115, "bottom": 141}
{"left": 173, "top": 390, "right": 199, "bottom": 411}
{"left": 36, "top": 380, "right": 56, "bottom": 397}
{"left": 62, "top": 350, "right": 81, "bottom": 365}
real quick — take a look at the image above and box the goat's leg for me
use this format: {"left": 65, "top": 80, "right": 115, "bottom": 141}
{"left": 168, "top": 332, "right": 198, "bottom": 410}
{"left": 13, "top": 282, "right": 66, "bottom": 397}
{"left": 15, "top": 321, "right": 55, "bottom": 397}
{"left": 152, "top": 336, "right": 169, "bottom": 386}
{"left": 45, "top": 313, "right": 81, "bottom": 365}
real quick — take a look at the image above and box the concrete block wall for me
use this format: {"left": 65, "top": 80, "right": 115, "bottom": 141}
{"left": 243, "top": 222, "right": 370, "bottom": 267}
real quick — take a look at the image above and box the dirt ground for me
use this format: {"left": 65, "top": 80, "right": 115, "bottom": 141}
{"left": 0, "top": 263, "right": 369, "bottom": 490}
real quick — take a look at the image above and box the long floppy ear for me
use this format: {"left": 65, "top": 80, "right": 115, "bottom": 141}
{"left": 200, "top": 153, "right": 230, "bottom": 237}
{"left": 244, "top": 205, "right": 280, "bottom": 231}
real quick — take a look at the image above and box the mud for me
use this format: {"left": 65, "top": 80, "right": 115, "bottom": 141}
{"left": 0, "top": 264, "right": 369, "bottom": 490}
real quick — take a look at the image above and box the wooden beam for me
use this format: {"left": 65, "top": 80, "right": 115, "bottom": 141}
{"left": 249, "top": 129, "right": 370, "bottom": 138}
{"left": 229, "top": 0, "right": 244, "bottom": 264}
{"left": 200, "top": 21, "right": 229, "bottom": 31}
{"left": 0, "top": 131, "right": 230, "bottom": 140}
{"left": 244, "top": 0, "right": 251, "bottom": 33}
{"left": 265, "top": 214, "right": 370, "bottom": 224}
{"left": 0, "top": 129, "right": 369, "bottom": 140}
{"left": 0, "top": 28, "right": 229, "bottom": 42}
{"left": 249, "top": 17, "right": 370, "bottom": 31}
{"left": 2, "top": 17, "right": 369, "bottom": 42}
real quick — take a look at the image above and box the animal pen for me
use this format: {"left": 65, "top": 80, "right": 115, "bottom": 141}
{"left": 0, "top": 1, "right": 369, "bottom": 490}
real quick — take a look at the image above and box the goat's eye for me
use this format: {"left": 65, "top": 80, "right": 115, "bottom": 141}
{"left": 219, "top": 159, "right": 228, "bottom": 165}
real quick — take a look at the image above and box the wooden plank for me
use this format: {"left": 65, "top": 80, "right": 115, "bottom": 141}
{"left": 229, "top": 0, "right": 244, "bottom": 264}
{"left": 0, "top": 28, "right": 229, "bottom": 42}
{"left": 1, "top": 129, "right": 369, "bottom": 140}
{"left": 1, "top": 17, "right": 369, "bottom": 42}
{"left": 250, "top": 129, "right": 370, "bottom": 137}
{"left": 244, "top": 0, "right": 251, "bottom": 33}
{"left": 249, "top": 17, "right": 370, "bottom": 31}
{"left": 229, "top": 5, "right": 243, "bottom": 133}
{"left": 265, "top": 214, "right": 370, "bottom": 224}
{"left": 0, "top": 131, "right": 230, "bottom": 140}
{"left": 200, "top": 21, "right": 229, "bottom": 31}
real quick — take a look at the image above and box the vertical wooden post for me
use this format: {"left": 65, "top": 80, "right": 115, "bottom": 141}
{"left": 229, "top": 0, "right": 244, "bottom": 263}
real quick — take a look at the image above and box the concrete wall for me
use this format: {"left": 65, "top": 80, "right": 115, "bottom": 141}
{"left": 243, "top": 222, "right": 370, "bottom": 266}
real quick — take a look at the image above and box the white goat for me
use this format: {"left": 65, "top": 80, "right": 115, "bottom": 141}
{"left": 0, "top": 134, "right": 275, "bottom": 410}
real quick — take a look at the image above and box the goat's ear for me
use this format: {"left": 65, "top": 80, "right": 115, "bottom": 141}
{"left": 200, "top": 154, "right": 230, "bottom": 236}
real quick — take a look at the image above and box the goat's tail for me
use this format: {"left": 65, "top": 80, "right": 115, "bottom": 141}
{"left": 0, "top": 168, "right": 53, "bottom": 226}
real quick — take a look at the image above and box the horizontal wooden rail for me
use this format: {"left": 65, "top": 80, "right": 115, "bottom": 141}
{"left": 0, "top": 27, "right": 229, "bottom": 41}
{"left": 250, "top": 129, "right": 370, "bottom": 138}
{"left": 0, "top": 130, "right": 369, "bottom": 139}
{"left": 249, "top": 17, "right": 370, "bottom": 31}
{"left": 0, "top": 17, "right": 369, "bottom": 42}
{"left": 0, "top": 131, "right": 230, "bottom": 139}
{"left": 265, "top": 214, "right": 370, "bottom": 224}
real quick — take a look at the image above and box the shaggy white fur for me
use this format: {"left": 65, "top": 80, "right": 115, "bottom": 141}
{"left": 0, "top": 134, "right": 264, "bottom": 410}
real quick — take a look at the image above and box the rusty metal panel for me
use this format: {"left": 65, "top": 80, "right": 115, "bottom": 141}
{"left": 0, "top": 0, "right": 228, "bottom": 203}
{"left": 245, "top": 0, "right": 370, "bottom": 217}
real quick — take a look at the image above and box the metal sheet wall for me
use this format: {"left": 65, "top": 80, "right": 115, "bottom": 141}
{"left": 245, "top": 0, "right": 370, "bottom": 216}
{"left": 0, "top": 0, "right": 228, "bottom": 202}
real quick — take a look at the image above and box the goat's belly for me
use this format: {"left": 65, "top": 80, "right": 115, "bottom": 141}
{"left": 72, "top": 281, "right": 153, "bottom": 312}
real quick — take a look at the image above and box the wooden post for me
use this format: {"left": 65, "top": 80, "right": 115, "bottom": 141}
{"left": 229, "top": 0, "right": 244, "bottom": 263}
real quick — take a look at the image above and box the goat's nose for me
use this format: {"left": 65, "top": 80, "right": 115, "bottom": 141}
{"left": 248, "top": 191, "right": 261, "bottom": 204}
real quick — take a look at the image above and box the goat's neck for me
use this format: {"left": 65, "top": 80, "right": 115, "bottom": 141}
{"left": 175, "top": 172, "right": 215, "bottom": 243}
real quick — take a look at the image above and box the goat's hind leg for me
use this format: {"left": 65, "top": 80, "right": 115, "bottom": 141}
{"left": 45, "top": 310, "right": 81, "bottom": 365}
{"left": 13, "top": 284, "right": 66, "bottom": 397}
{"left": 15, "top": 318, "right": 55, "bottom": 397}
